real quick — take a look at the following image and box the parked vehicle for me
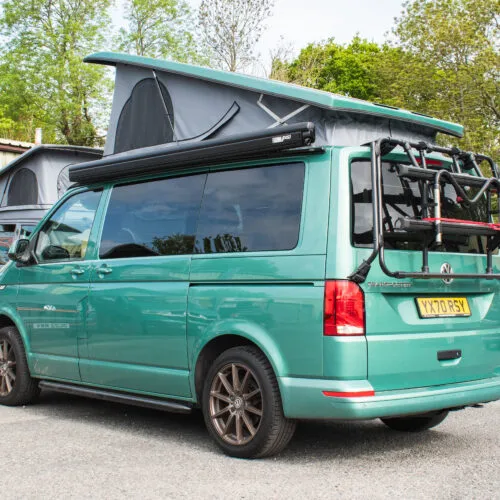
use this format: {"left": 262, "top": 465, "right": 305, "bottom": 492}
{"left": 0, "top": 145, "right": 102, "bottom": 264}
{"left": 0, "top": 53, "right": 498, "bottom": 458}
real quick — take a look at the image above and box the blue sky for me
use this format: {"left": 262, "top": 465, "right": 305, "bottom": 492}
{"left": 187, "top": 0, "right": 405, "bottom": 72}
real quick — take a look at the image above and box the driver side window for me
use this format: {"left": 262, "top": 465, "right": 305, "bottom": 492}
{"left": 35, "top": 190, "right": 101, "bottom": 263}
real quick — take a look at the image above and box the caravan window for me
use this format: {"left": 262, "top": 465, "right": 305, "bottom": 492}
{"left": 195, "top": 163, "right": 305, "bottom": 253}
{"left": 99, "top": 174, "right": 206, "bottom": 259}
{"left": 8, "top": 168, "right": 38, "bottom": 206}
{"left": 114, "top": 78, "right": 175, "bottom": 154}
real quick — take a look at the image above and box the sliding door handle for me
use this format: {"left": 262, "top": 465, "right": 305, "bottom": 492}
{"left": 70, "top": 267, "right": 85, "bottom": 276}
{"left": 96, "top": 265, "right": 113, "bottom": 276}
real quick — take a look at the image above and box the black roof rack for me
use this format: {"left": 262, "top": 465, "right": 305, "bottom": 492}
{"left": 349, "top": 137, "right": 500, "bottom": 283}
{"left": 69, "top": 122, "right": 317, "bottom": 184}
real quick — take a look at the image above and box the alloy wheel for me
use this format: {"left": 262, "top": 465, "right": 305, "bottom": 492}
{"left": 0, "top": 339, "right": 16, "bottom": 396}
{"left": 209, "top": 363, "right": 263, "bottom": 446}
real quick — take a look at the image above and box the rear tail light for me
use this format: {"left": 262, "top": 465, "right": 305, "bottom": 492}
{"left": 324, "top": 280, "right": 365, "bottom": 336}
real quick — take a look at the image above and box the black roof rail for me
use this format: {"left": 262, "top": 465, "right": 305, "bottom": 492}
{"left": 69, "top": 122, "right": 317, "bottom": 184}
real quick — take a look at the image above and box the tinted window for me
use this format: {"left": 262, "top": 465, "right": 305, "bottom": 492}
{"left": 351, "top": 160, "right": 490, "bottom": 253}
{"left": 8, "top": 168, "right": 38, "bottom": 205}
{"left": 99, "top": 174, "right": 205, "bottom": 259}
{"left": 35, "top": 190, "right": 101, "bottom": 263}
{"left": 195, "top": 163, "right": 305, "bottom": 254}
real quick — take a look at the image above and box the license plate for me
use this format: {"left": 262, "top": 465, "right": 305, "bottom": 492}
{"left": 416, "top": 297, "right": 471, "bottom": 318}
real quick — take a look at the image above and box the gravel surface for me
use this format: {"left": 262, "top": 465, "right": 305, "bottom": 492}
{"left": 2, "top": 391, "right": 499, "bottom": 499}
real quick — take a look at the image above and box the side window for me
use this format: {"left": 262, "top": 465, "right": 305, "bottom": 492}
{"left": 0, "top": 224, "right": 16, "bottom": 265}
{"left": 35, "top": 190, "right": 101, "bottom": 263}
{"left": 195, "top": 163, "right": 305, "bottom": 254}
{"left": 8, "top": 168, "right": 38, "bottom": 206}
{"left": 20, "top": 225, "right": 36, "bottom": 239}
{"left": 99, "top": 174, "right": 206, "bottom": 259}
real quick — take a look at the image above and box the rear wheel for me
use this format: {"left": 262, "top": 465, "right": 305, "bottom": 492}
{"left": 381, "top": 410, "right": 449, "bottom": 432}
{"left": 0, "top": 326, "right": 39, "bottom": 406}
{"left": 202, "top": 346, "right": 296, "bottom": 458}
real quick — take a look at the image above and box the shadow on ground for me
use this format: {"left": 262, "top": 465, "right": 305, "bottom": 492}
{"left": 30, "top": 390, "right": 457, "bottom": 461}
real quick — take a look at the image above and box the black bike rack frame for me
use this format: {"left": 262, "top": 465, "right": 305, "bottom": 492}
{"left": 349, "top": 137, "right": 500, "bottom": 283}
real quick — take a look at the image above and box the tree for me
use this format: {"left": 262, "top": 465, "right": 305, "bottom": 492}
{"left": 387, "top": 0, "right": 499, "bottom": 158}
{"left": 198, "top": 0, "right": 274, "bottom": 72}
{"left": 271, "top": 37, "right": 391, "bottom": 102}
{"left": 117, "top": 0, "right": 201, "bottom": 63}
{"left": 271, "top": 1, "right": 499, "bottom": 160}
{"left": 0, "top": 0, "right": 112, "bottom": 145}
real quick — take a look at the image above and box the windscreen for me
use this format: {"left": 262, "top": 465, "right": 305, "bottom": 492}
{"left": 351, "top": 160, "right": 490, "bottom": 253}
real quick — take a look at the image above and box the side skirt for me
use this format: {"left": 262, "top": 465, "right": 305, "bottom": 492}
{"left": 38, "top": 380, "right": 193, "bottom": 414}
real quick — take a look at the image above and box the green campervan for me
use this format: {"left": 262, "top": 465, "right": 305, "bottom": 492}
{"left": 0, "top": 53, "right": 499, "bottom": 458}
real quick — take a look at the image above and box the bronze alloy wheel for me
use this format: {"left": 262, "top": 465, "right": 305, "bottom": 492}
{"left": 0, "top": 339, "right": 16, "bottom": 396}
{"left": 209, "top": 362, "right": 263, "bottom": 446}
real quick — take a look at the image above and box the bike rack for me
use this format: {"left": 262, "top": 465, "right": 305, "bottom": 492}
{"left": 349, "top": 138, "right": 500, "bottom": 283}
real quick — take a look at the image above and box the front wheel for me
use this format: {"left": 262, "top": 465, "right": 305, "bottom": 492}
{"left": 0, "top": 326, "right": 40, "bottom": 406}
{"left": 202, "top": 346, "right": 296, "bottom": 458}
{"left": 381, "top": 410, "right": 449, "bottom": 432}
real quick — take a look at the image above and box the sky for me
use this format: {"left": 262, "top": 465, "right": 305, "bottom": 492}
{"left": 186, "top": 0, "right": 406, "bottom": 73}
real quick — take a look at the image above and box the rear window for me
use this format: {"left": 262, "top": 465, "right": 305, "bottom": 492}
{"left": 351, "top": 160, "right": 490, "bottom": 254}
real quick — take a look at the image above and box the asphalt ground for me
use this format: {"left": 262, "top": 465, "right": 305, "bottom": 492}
{"left": 2, "top": 391, "right": 499, "bottom": 499}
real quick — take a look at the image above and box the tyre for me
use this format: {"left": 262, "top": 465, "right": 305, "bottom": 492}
{"left": 381, "top": 410, "right": 449, "bottom": 432}
{"left": 202, "top": 346, "right": 296, "bottom": 458}
{"left": 0, "top": 326, "right": 40, "bottom": 406}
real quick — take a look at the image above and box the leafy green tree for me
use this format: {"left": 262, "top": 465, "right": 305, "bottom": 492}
{"left": 272, "top": 1, "right": 498, "bottom": 160}
{"left": 273, "top": 37, "right": 385, "bottom": 101}
{"left": 0, "top": 0, "right": 112, "bottom": 145}
{"left": 199, "top": 0, "right": 274, "bottom": 72}
{"left": 386, "top": 0, "right": 499, "bottom": 158}
{"left": 117, "top": 0, "right": 201, "bottom": 63}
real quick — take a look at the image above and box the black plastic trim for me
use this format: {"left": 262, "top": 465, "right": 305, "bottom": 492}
{"left": 69, "top": 122, "right": 316, "bottom": 184}
{"left": 438, "top": 350, "right": 462, "bottom": 361}
{"left": 39, "top": 380, "right": 193, "bottom": 414}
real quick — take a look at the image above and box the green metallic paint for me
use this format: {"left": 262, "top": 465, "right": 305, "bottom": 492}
{"left": 0, "top": 143, "right": 497, "bottom": 422}
{"left": 187, "top": 283, "right": 325, "bottom": 380}
{"left": 186, "top": 152, "right": 331, "bottom": 394}
{"left": 280, "top": 375, "right": 500, "bottom": 419}
{"left": 334, "top": 148, "right": 500, "bottom": 393}
{"left": 322, "top": 337, "right": 367, "bottom": 380}
{"left": 82, "top": 266, "right": 193, "bottom": 397}
{"left": 84, "top": 52, "right": 464, "bottom": 138}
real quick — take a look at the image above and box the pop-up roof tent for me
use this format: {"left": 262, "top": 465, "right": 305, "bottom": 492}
{"left": 0, "top": 145, "right": 102, "bottom": 225}
{"left": 84, "top": 52, "right": 463, "bottom": 159}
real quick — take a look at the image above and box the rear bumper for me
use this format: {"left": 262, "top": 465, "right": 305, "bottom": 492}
{"left": 279, "top": 376, "right": 500, "bottom": 420}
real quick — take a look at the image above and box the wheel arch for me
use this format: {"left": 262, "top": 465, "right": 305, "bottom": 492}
{"left": 191, "top": 327, "right": 286, "bottom": 404}
{"left": 0, "top": 309, "right": 31, "bottom": 353}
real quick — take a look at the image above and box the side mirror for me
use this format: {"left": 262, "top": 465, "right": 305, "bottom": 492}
{"left": 7, "top": 238, "right": 32, "bottom": 265}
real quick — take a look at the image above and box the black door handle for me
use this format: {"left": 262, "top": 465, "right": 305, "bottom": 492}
{"left": 437, "top": 350, "right": 462, "bottom": 361}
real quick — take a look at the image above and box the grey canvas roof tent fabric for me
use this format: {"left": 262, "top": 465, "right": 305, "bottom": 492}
{"left": 84, "top": 52, "right": 464, "bottom": 158}
{"left": 0, "top": 145, "right": 102, "bottom": 225}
